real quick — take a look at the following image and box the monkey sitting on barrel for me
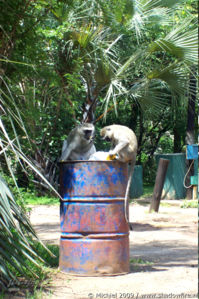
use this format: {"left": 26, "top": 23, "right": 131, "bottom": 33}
{"left": 100, "top": 124, "right": 138, "bottom": 227}
{"left": 59, "top": 123, "right": 96, "bottom": 161}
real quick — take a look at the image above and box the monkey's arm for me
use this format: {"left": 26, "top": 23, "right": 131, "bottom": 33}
{"left": 109, "top": 140, "right": 128, "bottom": 156}
{"left": 60, "top": 138, "right": 77, "bottom": 161}
{"left": 60, "top": 140, "right": 67, "bottom": 161}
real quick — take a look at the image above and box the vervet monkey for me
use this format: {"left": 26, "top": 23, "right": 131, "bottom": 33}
{"left": 100, "top": 124, "right": 137, "bottom": 225}
{"left": 60, "top": 123, "right": 96, "bottom": 161}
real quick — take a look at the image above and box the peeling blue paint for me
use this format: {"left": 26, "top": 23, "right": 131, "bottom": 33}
{"left": 59, "top": 161, "right": 130, "bottom": 275}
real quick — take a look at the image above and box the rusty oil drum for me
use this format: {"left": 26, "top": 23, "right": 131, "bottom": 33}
{"left": 59, "top": 161, "right": 129, "bottom": 276}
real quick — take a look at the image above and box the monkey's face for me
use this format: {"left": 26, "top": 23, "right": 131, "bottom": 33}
{"left": 78, "top": 123, "right": 95, "bottom": 142}
{"left": 100, "top": 126, "right": 113, "bottom": 142}
{"left": 83, "top": 129, "right": 95, "bottom": 141}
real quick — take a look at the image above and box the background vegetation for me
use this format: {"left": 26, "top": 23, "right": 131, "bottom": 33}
{"left": 0, "top": 0, "right": 198, "bottom": 292}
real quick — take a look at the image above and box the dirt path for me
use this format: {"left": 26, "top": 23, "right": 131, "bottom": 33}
{"left": 30, "top": 200, "right": 198, "bottom": 299}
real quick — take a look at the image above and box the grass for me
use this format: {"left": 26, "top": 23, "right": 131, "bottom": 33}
{"left": 142, "top": 184, "right": 153, "bottom": 198}
{"left": 160, "top": 202, "right": 172, "bottom": 207}
{"left": 25, "top": 287, "right": 53, "bottom": 299}
{"left": 22, "top": 191, "right": 59, "bottom": 205}
{"left": 180, "top": 200, "right": 198, "bottom": 209}
{"left": 33, "top": 242, "right": 59, "bottom": 268}
{"left": 25, "top": 195, "right": 59, "bottom": 205}
{"left": 130, "top": 258, "right": 153, "bottom": 265}
{"left": 8, "top": 241, "right": 59, "bottom": 278}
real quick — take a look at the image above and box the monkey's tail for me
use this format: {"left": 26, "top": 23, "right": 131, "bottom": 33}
{"left": 124, "top": 162, "right": 135, "bottom": 224}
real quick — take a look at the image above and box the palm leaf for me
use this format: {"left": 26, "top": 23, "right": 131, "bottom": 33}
{"left": 0, "top": 73, "right": 57, "bottom": 289}
{"left": 116, "top": 50, "right": 143, "bottom": 78}
{"left": 0, "top": 92, "right": 61, "bottom": 199}
{"left": 148, "top": 19, "right": 198, "bottom": 64}
{"left": 147, "top": 64, "right": 189, "bottom": 94}
{"left": 103, "top": 79, "right": 128, "bottom": 119}
{"left": 95, "top": 60, "right": 115, "bottom": 86}
{"left": 128, "top": 0, "right": 174, "bottom": 39}
{"left": 0, "top": 176, "right": 44, "bottom": 289}
{"left": 158, "top": 0, "right": 185, "bottom": 7}
{"left": 128, "top": 78, "right": 170, "bottom": 113}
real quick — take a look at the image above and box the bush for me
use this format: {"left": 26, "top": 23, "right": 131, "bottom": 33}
{"left": 0, "top": 176, "right": 55, "bottom": 290}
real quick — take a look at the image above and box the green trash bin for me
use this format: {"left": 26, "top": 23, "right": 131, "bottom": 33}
{"left": 155, "top": 153, "right": 186, "bottom": 199}
{"left": 129, "top": 165, "right": 143, "bottom": 199}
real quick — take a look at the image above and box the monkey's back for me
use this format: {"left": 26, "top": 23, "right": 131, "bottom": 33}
{"left": 112, "top": 125, "right": 137, "bottom": 148}
{"left": 110, "top": 125, "right": 137, "bottom": 162}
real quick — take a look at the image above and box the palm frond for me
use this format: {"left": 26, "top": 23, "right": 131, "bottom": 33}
{"left": 0, "top": 76, "right": 31, "bottom": 144}
{"left": 0, "top": 176, "right": 44, "bottom": 289}
{"left": 116, "top": 50, "right": 143, "bottom": 78}
{"left": 158, "top": 0, "right": 185, "bottom": 7}
{"left": 0, "top": 79, "right": 61, "bottom": 199}
{"left": 147, "top": 64, "right": 190, "bottom": 94}
{"left": 127, "top": 61, "right": 195, "bottom": 115}
{"left": 103, "top": 79, "right": 128, "bottom": 118}
{"left": 128, "top": 0, "right": 173, "bottom": 39}
{"left": 128, "top": 78, "right": 170, "bottom": 114}
{"left": 148, "top": 18, "right": 198, "bottom": 64}
{"left": 0, "top": 72, "right": 58, "bottom": 288}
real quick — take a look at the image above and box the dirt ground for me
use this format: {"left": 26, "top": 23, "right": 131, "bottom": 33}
{"left": 29, "top": 199, "right": 198, "bottom": 299}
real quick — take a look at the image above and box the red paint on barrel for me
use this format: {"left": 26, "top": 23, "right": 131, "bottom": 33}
{"left": 59, "top": 161, "right": 129, "bottom": 276}
{"left": 60, "top": 201, "right": 129, "bottom": 233}
{"left": 59, "top": 234, "right": 129, "bottom": 276}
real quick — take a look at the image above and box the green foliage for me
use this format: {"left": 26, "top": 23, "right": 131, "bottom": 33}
{"left": 23, "top": 193, "right": 59, "bottom": 205}
{"left": 0, "top": 176, "right": 49, "bottom": 289}
{"left": 143, "top": 184, "right": 154, "bottom": 198}
{"left": 2, "top": 242, "right": 59, "bottom": 297}
{"left": 0, "top": 174, "right": 58, "bottom": 289}
{"left": 142, "top": 158, "right": 157, "bottom": 185}
{"left": 157, "top": 135, "right": 174, "bottom": 154}
{"left": 34, "top": 243, "right": 59, "bottom": 268}
{"left": 130, "top": 258, "right": 153, "bottom": 265}
{"left": 180, "top": 200, "right": 198, "bottom": 208}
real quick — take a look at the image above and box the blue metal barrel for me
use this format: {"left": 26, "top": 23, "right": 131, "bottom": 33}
{"left": 59, "top": 161, "right": 129, "bottom": 276}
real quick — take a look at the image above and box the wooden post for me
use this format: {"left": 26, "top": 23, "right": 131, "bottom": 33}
{"left": 192, "top": 185, "right": 198, "bottom": 200}
{"left": 149, "top": 158, "right": 170, "bottom": 213}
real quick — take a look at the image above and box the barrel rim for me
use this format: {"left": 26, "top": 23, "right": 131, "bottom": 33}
{"left": 61, "top": 197, "right": 126, "bottom": 201}
{"left": 58, "top": 160, "right": 128, "bottom": 164}
{"left": 59, "top": 270, "right": 130, "bottom": 277}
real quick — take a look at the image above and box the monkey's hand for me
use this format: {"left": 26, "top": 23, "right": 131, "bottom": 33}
{"left": 107, "top": 150, "right": 117, "bottom": 160}
{"left": 106, "top": 154, "right": 117, "bottom": 161}
{"left": 108, "top": 150, "right": 116, "bottom": 156}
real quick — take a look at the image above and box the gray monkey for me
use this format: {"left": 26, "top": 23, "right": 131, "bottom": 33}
{"left": 100, "top": 124, "right": 137, "bottom": 225}
{"left": 60, "top": 123, "right": 96, "bottom": 161}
